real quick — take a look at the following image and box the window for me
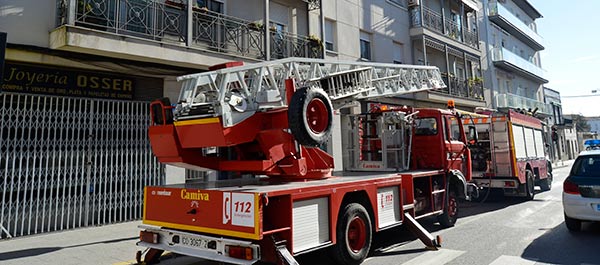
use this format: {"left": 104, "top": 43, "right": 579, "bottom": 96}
{"left": 325, "top": 19, "right": 335, "bottom": 51}
{"left": 360, "top": 32, "right": 371, "bottom": 60}
{"left": 196, "top": 0, "right": 223, "bottom": 13}
{"left": 393, "top": 42, "right": 403, "bottom": 64}
{"left": 415, "top": 118, "right": 438, "bottom": 136}
{"left": 387, "top": 0, "right": 406, "bottom": 8}
{"left": 571, "top": 155, "right": 600, "bottom": 177}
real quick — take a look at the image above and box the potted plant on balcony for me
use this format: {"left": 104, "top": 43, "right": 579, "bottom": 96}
{"left": 247, "top": 22, "right": 263, "bottom": 31}
{"left": 307, "top": 34, "right": 323, "bottom": 48}
{"left": 468, "top": 76, "right": 483, "bottom": 87}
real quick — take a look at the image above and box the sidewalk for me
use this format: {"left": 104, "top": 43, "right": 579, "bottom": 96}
{"left": 552, "top": 159, "right": 573, "bottom": 169}
{"left": 0, "top": 221, "right": 145, "bottom": 265}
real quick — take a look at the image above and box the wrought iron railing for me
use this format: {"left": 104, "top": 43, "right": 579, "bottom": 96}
{"left": 438, "top": 74, "right": 484, "bottom": 100}
{"left": 271, "top": 31, "right": 323, "bottom": 59}
{"left": 463, "top": 27, "right": 479, "bottom": 48}
{"left": 191, "top": 8, "right": 265, "bottom": 59}
{"left": 56, "top": 0, "right": 322, "bottom": 60}
{"left": 444, "top": 19, "right": 461, "bottom": 42}
{"left": 410, "top": 6, "right": 479, "bottom": 49}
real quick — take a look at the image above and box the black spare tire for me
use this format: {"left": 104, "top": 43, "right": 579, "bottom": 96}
{"left": 288, "top": 86, "right": 333, "bottom": 146}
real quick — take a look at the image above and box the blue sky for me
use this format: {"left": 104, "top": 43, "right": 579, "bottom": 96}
{"left": 530, "top": 0, "right": 600, "bottom": 116}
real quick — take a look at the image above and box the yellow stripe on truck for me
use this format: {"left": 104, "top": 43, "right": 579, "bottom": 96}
{"left": 173, "top": 117, "right": 220, "bottom": 126}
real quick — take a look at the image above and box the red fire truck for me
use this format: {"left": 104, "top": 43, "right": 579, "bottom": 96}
{"left": 137, "top": 58, "right": 475, "bottom": 265}
{"left": 462, "top": 109, "right": 552, "bottom": 200}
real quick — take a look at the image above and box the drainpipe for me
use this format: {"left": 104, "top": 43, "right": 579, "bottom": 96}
{"left": 445, "top": 44, "right": 451, "bottom": 93}
{"left": 68, "top": 0, "right": 76, "bottom": 25}
{"left": 460, "top": 2, "right": 465, "bottom": 42}
{"left": 187, "top": 0, "right": 193, "bottom": 47}
{"left": 320, "top": 0, "right": 325, "bottom": 58}
{"left": 264, "top": 0, "right": 270, "bottom": 61}
{"left": 481, "top": 0, "right": 497, "bottom": 108}
{"left": 440, "top": 0, "right": 446, "bottom": 34}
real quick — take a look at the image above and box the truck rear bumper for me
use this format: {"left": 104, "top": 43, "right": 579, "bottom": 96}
{"left": 137, "top": 225, "right": 260, "bottom": 265}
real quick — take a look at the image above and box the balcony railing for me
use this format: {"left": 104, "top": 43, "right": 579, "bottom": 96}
{"left": 439, "top": 74, "right": 484, "bottom": 100}
{"left": 489, "top": 1, "right": 544, "bottom": 49}
{"left": 495, "top": 93, "right": 549, "bottom": 114}
{"left": 56, "top": 0, "right": 322, "bottom": 60}
{"left": 410, "top": 7, "right": 479, "bottom": 50}
{"left": 491, "top": 47, "right": 545, "bottom": 81}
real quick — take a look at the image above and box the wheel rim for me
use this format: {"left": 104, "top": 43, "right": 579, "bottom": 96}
{"left": 527, "top": 172, "right": 534, "bottom": 195}
{"left": 306, "top": 98, "right": 329, "bottom": 134}
{"left": 347, "top": 216, "right": 367, "bottom": 253}
{"left": 448, "top": 195, "right": 458, "bottom": 217}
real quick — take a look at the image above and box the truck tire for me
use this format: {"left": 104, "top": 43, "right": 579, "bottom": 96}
{"left": 437, "top": 191, "right": 458, "bottom": 227}
{"left": 564, "top": 213, "right": 581, "bottom": 232}
{"left": 540, "top": 172, "right": 552, "bottom": 191}
{"left": 331, "top": 203, "right": 372, "bottom": 265}
{"left": 524, "top": 169, "right": 535, "bottom": 200}
{"left": 288, "top": 86, "right": 333, "bottom": 147}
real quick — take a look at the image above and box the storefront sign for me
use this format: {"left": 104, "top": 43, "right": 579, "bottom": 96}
{"left": 1, "top": 62, "right": 134, "bottom": 100}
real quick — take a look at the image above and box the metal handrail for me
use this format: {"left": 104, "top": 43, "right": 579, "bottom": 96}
{"left": 57, "top": 0, "right": 322, "bottom": 60}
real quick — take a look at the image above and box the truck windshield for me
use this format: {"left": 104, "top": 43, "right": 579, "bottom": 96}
{"left": 415, "top": 118, "right": 438, "bottom": 136}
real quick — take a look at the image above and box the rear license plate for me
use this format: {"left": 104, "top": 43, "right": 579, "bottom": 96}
{"left": 180, "top": 235, "right": 209, "bottom": 249}
{"left": 595, "top": 204, "right": 600, "bottom": 212}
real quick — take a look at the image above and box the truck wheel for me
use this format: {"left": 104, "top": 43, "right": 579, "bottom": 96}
{"left": 288, "top": 86, "right": 333, "bottom": 147}
{"left": 524, "top": 169, "right": 535, "bottom": 200}
{"left": 437, "top": 191, "right": 458, "bottom": 227}
{"left": 540, "top": 172, "right": 552, "bottom": 191}
{"left": 564, "top": 213, "right": 581, "bottom": 232}
{"left": 331, "top": 203, "right": 372, "bottom": 265}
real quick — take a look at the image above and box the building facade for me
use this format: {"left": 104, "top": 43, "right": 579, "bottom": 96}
{"left": 544, "top": 87, "right": 565, "bottom": 162}
{"left": 0, "top": 0, "right": 325, "bottom": 238}
{"left": 585, "top": 116, "right": 600, "bottom": 135}
{"left": 480, "top": 0, "right": 547, "bottom": 115}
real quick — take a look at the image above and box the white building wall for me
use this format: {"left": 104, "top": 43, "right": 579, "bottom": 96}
{"left": 0, "top": 0, "right": 56, "bottom": 47}
{"left": 322, "top": 0, "right": 411, "bottom": 62}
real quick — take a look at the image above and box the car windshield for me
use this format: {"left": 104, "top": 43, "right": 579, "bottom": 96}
{"left": 571, "top": 155, "right": 600, "bottom": 177}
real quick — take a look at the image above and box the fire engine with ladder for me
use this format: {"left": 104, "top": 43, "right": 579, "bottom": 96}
{"left": 461, "top": 108, "right": 552, "bottom": 200}
{"left": 138, "top": 58, "right": 477, "bottom": 265}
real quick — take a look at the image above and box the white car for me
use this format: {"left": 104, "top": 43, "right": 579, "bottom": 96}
{"left": 562, "top": 149, "right": 600, "bottom": 231}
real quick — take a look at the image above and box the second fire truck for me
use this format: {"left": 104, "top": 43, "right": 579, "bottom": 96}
{"left": 462, "top": 109, "right": 552, "bottom": 200}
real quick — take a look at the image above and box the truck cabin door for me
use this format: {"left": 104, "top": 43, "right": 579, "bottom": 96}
{"left": 443, "top": 115, "right": 469, "bottom": 175}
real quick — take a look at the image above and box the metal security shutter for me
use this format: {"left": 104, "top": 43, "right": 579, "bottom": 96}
{"left": 0, "top": 93, "right": 164, "bottom": 238}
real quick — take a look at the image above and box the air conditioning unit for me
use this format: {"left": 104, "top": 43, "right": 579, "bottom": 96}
{"left": 408, "top": 0, "right": 420, "bottom": 7}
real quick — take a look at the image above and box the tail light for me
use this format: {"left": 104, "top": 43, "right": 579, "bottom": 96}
{"left": 563, "top": 179, "right": 580, "bottom": 195}
{"left": 140, "top": 230, "right": 159, "bottom": 244}
{"left": 226, "top": 245, "right": 253, "bottom": 260}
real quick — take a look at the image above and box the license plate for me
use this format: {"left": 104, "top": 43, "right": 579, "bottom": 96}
{"left": 180, "top": 235, "right": 209, "bottom": 249}
{"left": 596, "top": 204, "right": 600, "bottom": 212}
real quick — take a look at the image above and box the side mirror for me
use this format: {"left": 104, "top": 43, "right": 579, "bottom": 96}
{"left": 467, "top": 126, "right": 478, "bottom": 145}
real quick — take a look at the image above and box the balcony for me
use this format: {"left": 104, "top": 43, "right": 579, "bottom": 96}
{"left": 410, "top": 7, "right": 479, "bottom": 51}
{"left": 491, "top": 47, "right": 547, "bottom": 83}
{"left": 52, "top": 0, "right": 321, "bottom": 68}
{"left": 495, "top": 93, "right": 550, "bottom": 115}
{"left": 489, "top": 2, "right": 544, "bottom": 50}
{"left": 438, "top": 74, "right": 485, "bottom": 101}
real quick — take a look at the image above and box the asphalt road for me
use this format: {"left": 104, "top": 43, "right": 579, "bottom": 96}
{"left": 295, "top": 160, "right": 600, "bottom": 265}
{"left": 161, "top": 161, "right": 600, "bottom": 265}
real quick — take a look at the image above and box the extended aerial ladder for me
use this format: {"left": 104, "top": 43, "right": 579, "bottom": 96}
{"left": 150, "top": 57, "right": 446, "bottom": 179}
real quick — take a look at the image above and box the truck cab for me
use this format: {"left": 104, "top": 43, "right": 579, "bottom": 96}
{"left": 412, "top": 108, "right": 472, "bottom": 183}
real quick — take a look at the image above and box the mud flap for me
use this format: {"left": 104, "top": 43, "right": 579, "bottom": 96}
{"left": 403, "top": 212, "right": 441, "bottom": 250}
